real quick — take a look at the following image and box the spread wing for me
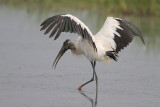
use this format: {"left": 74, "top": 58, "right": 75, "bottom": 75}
{"left": 40, "top": 14, "right": 97, "bottom": 51}
{"left": 96, "top": 17, "right": 145, "bottom": 53}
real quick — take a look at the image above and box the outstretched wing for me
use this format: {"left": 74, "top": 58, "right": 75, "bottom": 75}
{"left": 96, "top": 17, "right": 145, "bottom": 53}
{"left": 40, "top": 14, "right": 97, "bottom": 51}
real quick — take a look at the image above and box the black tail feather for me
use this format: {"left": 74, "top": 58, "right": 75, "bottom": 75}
{"left": 106, "top": 51, "right": 118, "bottom": 62}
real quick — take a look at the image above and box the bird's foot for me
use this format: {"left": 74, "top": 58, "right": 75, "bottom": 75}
{"left": 77, "top": 86, "right": 82, "bottom": 91}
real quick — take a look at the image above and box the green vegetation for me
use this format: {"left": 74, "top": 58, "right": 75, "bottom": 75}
{"left": 0, "top": 0, "right": 159, "bottom": 52}
{"left": 0, "top": 0, "right": 160, "bottom": 17}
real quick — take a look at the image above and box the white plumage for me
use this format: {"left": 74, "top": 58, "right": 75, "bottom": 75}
{"left": 62, "top": 14, "right": 93, "bottom": 36}
{"left": 40, "top": 14, "right": 145, "bottom": 91}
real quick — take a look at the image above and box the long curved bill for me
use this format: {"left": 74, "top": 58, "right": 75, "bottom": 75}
{"left": 52, "top": 45, "right": 68, "bottom": 69}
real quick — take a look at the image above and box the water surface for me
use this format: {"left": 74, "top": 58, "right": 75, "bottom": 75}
{"left": 0, "top": 6, "right": 160, "bottom": 107}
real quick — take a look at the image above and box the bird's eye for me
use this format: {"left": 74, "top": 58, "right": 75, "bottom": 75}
{"left": 65, "top": 42, "right": 68, "bottom": 45}
{"left": 63, "top": 41, "right": 67, "bottom": 45}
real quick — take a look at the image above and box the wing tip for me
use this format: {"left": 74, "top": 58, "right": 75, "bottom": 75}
{"left": 40, "top": 23, "right": 44, "bottom": 26}
{"left": 119, "top": 18, "right": 145, "bottom": 45}
{"left": 139, "top": 35, "right": 145, "bottom": 45}
{"left": 135, "top": 29, "right": 145, "bottom": 45}
{"left": 40, "top": 26, "right": 45, "bottom": 31}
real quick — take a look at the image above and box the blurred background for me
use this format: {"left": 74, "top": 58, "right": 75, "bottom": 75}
{"left": 1, "top": 0, "right": 160, "bottom": 51}
{"left": 0, "top": 0, "right": 160, "bottom": 107}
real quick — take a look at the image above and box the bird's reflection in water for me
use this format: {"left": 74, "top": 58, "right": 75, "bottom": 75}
{"left": 79, "top": 89, "right": 98, "bottom": 107}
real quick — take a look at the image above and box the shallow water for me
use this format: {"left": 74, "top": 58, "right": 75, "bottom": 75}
{"left": 0, "top": 6, "right": 160, "bottom": 107}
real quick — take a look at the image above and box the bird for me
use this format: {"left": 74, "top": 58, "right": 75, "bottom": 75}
{"left": 40, "top": 14, "right": 145, "bottom": 91}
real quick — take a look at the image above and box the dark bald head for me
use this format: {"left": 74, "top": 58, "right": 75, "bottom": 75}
{"left": 52, "top": 39, "right": 75, "bottom": 69}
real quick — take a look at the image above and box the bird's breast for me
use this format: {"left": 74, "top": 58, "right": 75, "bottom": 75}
{"left": 76, "top": 37, "right": 105, "bottom": 61}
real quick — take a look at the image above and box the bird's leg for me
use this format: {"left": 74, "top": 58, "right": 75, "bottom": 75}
{"left": 77, "top": 61, "right": 95, "bottom": 91}
{"left": 92, "top": 61, "right": 98, "bottom": 105}
{"left": 93, "top": 61, "right": 98, "bottom": 92}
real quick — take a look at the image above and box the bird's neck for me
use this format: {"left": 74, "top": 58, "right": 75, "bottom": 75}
{"left": 70, "top": 42, "right": 83, "bottom": 56}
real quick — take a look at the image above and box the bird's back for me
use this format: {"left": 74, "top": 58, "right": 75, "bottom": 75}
{"left": 73, "top": 36, "right": 110, "bottom": 62}
{"left": 74, "top": 16, "right": 145, "bottom": 63}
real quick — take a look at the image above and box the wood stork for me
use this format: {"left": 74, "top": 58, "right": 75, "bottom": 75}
{"left": 40, "top": 14, "right": 145, "bottom": 91}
